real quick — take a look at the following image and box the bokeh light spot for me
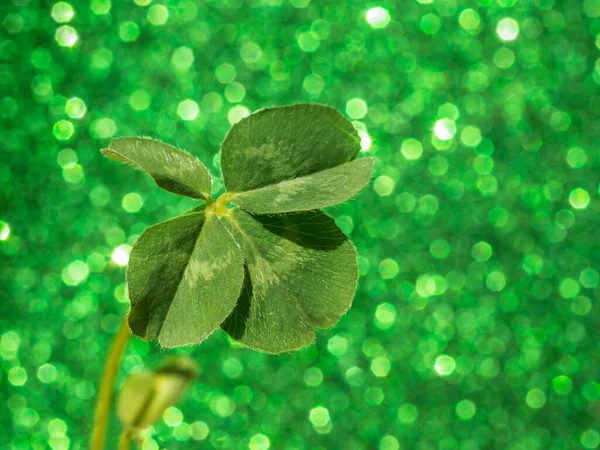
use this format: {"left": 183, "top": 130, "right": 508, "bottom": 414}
{"left": 379, "top": 259, "right": 399, "bottom": 279}
{"left": 91, "top": 0, "right": 111, "bottom": 15}
{"left": 496, "top": 18, "right": 519, "bottom": 41}
{"left": 65, "top": 97, "right": 86, "bottom": 119}
{"left": 400, "top": 138, "right": 423, "bottom": 160}
{"left": 374, "top": 303, "right": 396, "bottom": 329}
{"left": 297, "top": 32, "right": 320, "bottom": 52}
{"left": 472, "top": 241, "right": 492, "bottom": 261}
{"left": 215, "top": 63, "right": 236, "bottom": 83}
{"left": 163, "top": 407, "right": 183, "bottom": 427}
{"left": 526, "top": 388, "right": 546, "bottom": 408}
{"left": 580, "top": 268, "right": 599, "bottom": 289}
{"left": 121, "top": 193, "right": 143, "bottom": 213}
{"left": 148, "top": 5, "right": 168, "bottom": 25}
{"left": 228, "top": 105, "right": 250, "bottom": 125}
{"left": 430, "top": 239, "right": 450, "bottom": 259}
{"left": 346, "top": 98, "right": 368, "bottom": 119}
{"left": 112, "top": 245, "right": 131, "bottom": 266}
{"left": 303, "top": 367, "right": 323, "bottom": 387}
{"left": 37, "top": 364, "right": 58, "bottom": 383}
{"left": 373, "top": 175, "right": 395, "bottom": 197}
{"left": 460, "top": 125, "right": 482, "bottom": 147}
{"left": 566, "top": 147, "right": 588, "bottom": 168}
{"left": 8, "top": 367, "right": 28, "bottom": 386}
{"left": 249, "top": 433, "right": 271, "bottom": 450}
{"left": 327, "top": 335, "right": 348, "bottom": 356}
{"left": 303, "top": 73, "right": 324, "bottom": 96}
{"left": 309, "top": 406, "right": 330, "bottom": 428}
{"left": 459, "top": 9, "right": 481, "bottom": 32}
{"left": 434, "top": 119, "right": 457, "bottom": 140}
{"left": 171, "top": 46, "right": 194, "bottom": 71}
{"left": 90, "top": 118, "right": 116, "bottom": 139}
{"left": 569, "top": 188, "right": 590, "bottom": 209}
{"left": 177, "top": 99, "right": 200, "bottom": 121}
{"left": 119, "top": 21, "right": 140, "bottom": 42}
{"left": 455, "top": 400, "right": 476, "bottom": 420}
{"left": 581, "top": 430, "right": 600, "bottom": 449}
{"left": 420, "top": 14, "right": 441, "bottom": 35}
{"left": 225, "top": 82, "right": 246, "bottom": 103}
{"left": 434, "top": 355, "right": 456, "bottom": 376}
{"left": 366, "top": 7, "right": 391, "bottom": 29}
{"left": 51, "top": 2, "right": 75, "bottom": 23}
{"left": 191, "top": 421, "right": 209, "bottom": 441}
{"left": 397, "top": 403, "right": 418, "bottom": 424}
{"left": 129, "top": 90, "right": 151, "bottom": 111}
{"left": 380, "top": 435, "right": 400, "bottom": 450}
{"left": 55, "top": 25, "right": 78, "bottom": 47}
{"left": 486, "top": 271, "right": 506, "bottom": 292}
{"left": 0, "top": 221, "right": 10, "bottom": 241}
{"left": 559, "top": 278, "right": 580, "bottom": 299}
{"left": 53, "top": 120, "right": 74, "bottom": 140}
{"left": 240, "top": 42, "right": 262, "bottom": 64}
{"left": 371, "top": 356, "right": 391, "bottom": 377}
{"left": 552, "top": 375, "right": 573, "bottom": 395}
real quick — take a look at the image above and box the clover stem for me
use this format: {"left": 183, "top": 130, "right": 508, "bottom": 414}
{"left": 119, "top": 431, "right": 133, "bottom": 450}
{"left": 90, "top": 318, "right": 131, "bottom": 450}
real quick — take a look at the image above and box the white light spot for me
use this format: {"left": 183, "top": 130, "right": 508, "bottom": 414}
{"left": 112, "top": 245, "right": 131, "bottom": 266}
{"left": 55, "top": 25, "right": 78, "bottom": 47}
{"left": 496, "top": 18, "right": 519, "bottom": 41}
{"left": 359, "top": 130, "right": 372, "bottom": 151}
{"left": 434, "top": 355, "right": 456, "bottom": 376}
{"left": 0, "top": 222, "right": 10, "bottom": 241}
{"left": 366, "top": 7, "right": 391, "bottom": 29}
{"left": 434, "top": 119, "right": 457, "bottom": 140}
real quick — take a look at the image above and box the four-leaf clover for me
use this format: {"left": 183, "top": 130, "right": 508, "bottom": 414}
{"left": 101, "top": 104, "right": 373, "bottom": 353}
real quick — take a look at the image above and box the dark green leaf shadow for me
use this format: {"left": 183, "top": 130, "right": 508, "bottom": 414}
{"left": 221, "top": 264, "right": 252, "bottom": 340}
{"left": 253, "top": 213, "right": 348, "bottom": 250}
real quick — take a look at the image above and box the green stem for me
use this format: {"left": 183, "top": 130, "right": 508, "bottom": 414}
{"left": 119, "top": 431, "right": 133, "bottom": 450}
{"left": 90, "top": 318, "right": 131, "bottom": 450}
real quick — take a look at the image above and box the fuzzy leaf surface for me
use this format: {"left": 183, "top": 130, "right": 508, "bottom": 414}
{"left": 102, "top": 137, "right": 212, "bottom": 200}
{"left": 221, "top": 104, "right": 361, "bottom": 194}
{"left": 221, "top": 209, "right": 357, "bottom": 353}
{"left": 230, "top": 157, "right": 373, "bottom": 214}
{"left": 127, "top": 211, "right": 244, "bottom": 347}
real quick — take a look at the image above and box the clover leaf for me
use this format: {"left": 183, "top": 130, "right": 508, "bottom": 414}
{"left": 102, "top": 137, "right": 212, "bottom": 200}
{"left": 126, "top": 210, "right": 244, "bottom": 348}
{"left": 221, "top": 104, "right": 373, "bottom": 214}
{"left": 102, "top": 104, "right": 373, "bottom": 353}
{"left": 220, "top": 209, "right": 359, "bottom": 353}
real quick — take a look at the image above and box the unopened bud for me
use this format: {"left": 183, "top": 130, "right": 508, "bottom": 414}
{"left": 117, "top": 357, "right": 198, "bottom": 434}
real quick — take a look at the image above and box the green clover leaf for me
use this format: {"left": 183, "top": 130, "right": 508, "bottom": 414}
{"left": 126, "top": 209, "right": 244, "bottom": 348}
{"left": 102, "top": 137, "right": 212, "bottom": 200}
{"left": 220, "top": 209, "right": 358, "bottom": 353}
{"left": 222, "top": 104, "right": 372, "bottom": 213}
{"left": 102, "top": 104, "right": 373, "bottom": 353}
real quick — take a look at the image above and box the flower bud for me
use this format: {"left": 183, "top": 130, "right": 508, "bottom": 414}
{"left": 117, "top": 357, "right": 198, "bottom": 434}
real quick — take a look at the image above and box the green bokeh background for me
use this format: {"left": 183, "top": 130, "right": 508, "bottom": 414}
{"left": 2, "top": 0, "right": 600, "bottom": 449}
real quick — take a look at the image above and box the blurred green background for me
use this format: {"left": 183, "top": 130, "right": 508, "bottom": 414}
{"left": 2, "top": 0, "right": 600, "bottom": 449}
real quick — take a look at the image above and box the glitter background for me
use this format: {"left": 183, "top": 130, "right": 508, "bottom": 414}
{"left": 2, "top": 0, "right": 600, "bottom": 449}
